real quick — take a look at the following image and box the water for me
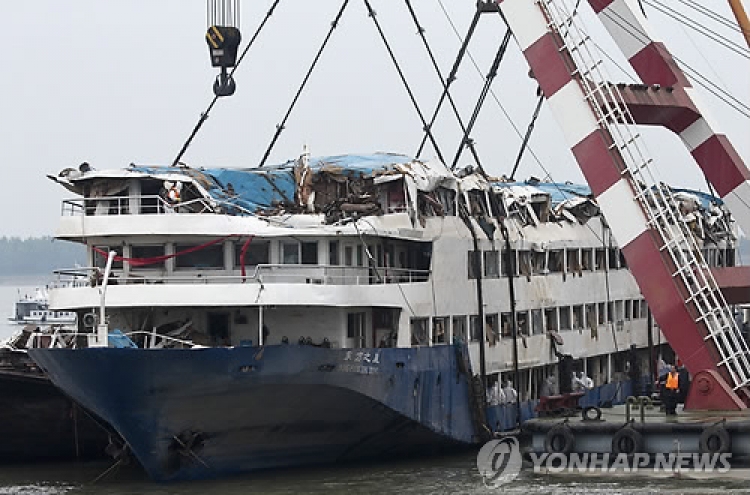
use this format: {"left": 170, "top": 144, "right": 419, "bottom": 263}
{"left": 0, "top": 277, "right": 748, "bottom": 494}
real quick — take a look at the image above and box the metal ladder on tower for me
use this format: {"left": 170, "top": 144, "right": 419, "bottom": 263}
{"left": 534, "top": 0, "right": 750, "bottom": 401}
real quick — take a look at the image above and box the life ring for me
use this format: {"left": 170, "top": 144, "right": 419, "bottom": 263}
{"left": 611, "top": 426, "right": 643, "bottom": 457}
{"left": 582, "top": 405, "right": 602, "bottom": 421}
{"left": 544, "top": 424, "right": 575, "bottom": 455}
{"left": 699, "top": 425, "right": 731, "bottom": 454}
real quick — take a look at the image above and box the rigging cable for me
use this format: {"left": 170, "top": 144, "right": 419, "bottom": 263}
{"left": 172, "top": 0, "right": 283, "bottom": 167}
{"left": 644, "top": 0, "right": 749, "bottom": 59}
{"left": 675, "top": 0, "right": 743, "bottom": 34}
{"left": 599, "top": 6, "right": 750, "bottom": 118}
{"left": 259, "top": 0, "right": 351, "bottom": 167}
{"left": 509, "top": 94, "right": 544, "bottom": 180}
{"left": 436, "top": 0, "right": 548, "bottom": 174}
{"left": 362, "top": 0, "right": 446, "bottom": 165}
{"left": 451, "top": 29, "right": 513, "bottom": 172}
{"left": 404, "top": 0, "right": 486, "bottom": 169}
{"left": 414, "top": 2, "right": 497, "bottom": 161}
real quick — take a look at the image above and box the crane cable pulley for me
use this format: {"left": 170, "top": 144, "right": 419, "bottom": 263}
{"left": 207, "top": 0, "right": 242, "bottom": 97}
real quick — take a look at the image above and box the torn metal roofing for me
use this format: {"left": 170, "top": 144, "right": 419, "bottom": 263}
{"left": 492, "top": 181, "right": 592, "bottom": 206}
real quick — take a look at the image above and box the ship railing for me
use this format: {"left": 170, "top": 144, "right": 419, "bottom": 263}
{"left": 25, "top": 328, "right": 200, "bottom": 349}
{"left": 124, "top": 330, "right": 200, "bottom": 349}
{"left": 61, "top": 195, "right": 216, "bottom": 217}
{"left": 51, "top": 265, "right": 431, "bottom": 287}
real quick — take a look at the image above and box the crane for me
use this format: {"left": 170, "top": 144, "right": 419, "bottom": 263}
{"left": 497, "top": 0, "right": 750, "bottom": 410}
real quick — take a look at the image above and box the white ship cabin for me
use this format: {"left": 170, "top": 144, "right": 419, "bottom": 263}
{"left": 48, "top": 154, "right": 739, "bottom": 399}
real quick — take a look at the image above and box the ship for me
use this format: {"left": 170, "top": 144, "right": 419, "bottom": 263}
{"left": 26, "top": 0, "right": 750, "bottom": 483}
{"left": 27, "top": 151, "right": 739, "bottom": 480}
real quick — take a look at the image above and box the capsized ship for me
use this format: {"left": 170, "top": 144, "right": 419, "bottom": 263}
{"left": 28, "top": 152, "right": 740, "bottom": 480}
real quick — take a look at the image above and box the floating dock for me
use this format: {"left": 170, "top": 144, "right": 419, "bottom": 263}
{"left": 524, "top": 399, "right": 750, "bottom": 460}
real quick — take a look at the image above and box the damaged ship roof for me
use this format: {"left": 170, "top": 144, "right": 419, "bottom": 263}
{"left": 51, "top": 153, "right": 426, "bottom": 214}
{"left": 492, "top": 181, "right": 592, "bottom": 207}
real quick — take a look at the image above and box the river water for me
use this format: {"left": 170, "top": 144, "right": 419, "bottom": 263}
{"left": 0, "top": 276, "right": 748, "bottom": 494}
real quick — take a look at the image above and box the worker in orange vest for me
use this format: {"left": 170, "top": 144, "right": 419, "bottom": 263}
{"left": 664, "top": 365, "right": 680, "bottom": 416}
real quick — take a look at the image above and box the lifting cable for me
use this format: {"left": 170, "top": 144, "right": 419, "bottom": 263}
{"left": 172, "top": 0, "right": 283, "bottom": 167}
{"left": 362, "top": 0, "right": 446, "bottom": 166}
{"left": 645, "top": 0, "right": 750, "bottom": 59}
{"left": 414, "top": 2, "right": 497, "bottom": 163}
{"left": 450, "top": 29, "right": 512, "bottom": 172}
{"left": 509, "top": 94, "right": 544, "bottom": 181}
{"left": 258, "top": 0, "right": 351, "bottom": 168}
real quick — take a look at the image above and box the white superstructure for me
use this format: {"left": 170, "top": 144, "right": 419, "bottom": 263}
{"left": 45, "top": 153, "right": 738, "bottom": 400}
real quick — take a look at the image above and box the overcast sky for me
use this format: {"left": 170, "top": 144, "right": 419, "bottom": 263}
{"left": 1, "top": 0, "right": 748, "bottom": 238}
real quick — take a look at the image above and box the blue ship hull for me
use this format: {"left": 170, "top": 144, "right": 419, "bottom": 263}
{"left": 29, "top": 344, "right": 479, "bottom": 481}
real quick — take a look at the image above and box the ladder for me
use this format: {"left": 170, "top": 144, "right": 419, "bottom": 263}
{"left": 536, "top": 0, "right": 750, "bottom": 391}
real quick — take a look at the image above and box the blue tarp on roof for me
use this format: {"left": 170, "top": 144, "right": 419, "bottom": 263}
{"left": 130, "top": 153, "right": 415, "bottom": 214}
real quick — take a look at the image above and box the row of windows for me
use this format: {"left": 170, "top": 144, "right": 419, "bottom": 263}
{"left": 409, "top": 298, "right": 649, "bottom": 346}
{"left": 94, "top": 240, "right": 427, "bottom": 271}
{"left": 468, "top": 247, "right": 629, "bottom": 279}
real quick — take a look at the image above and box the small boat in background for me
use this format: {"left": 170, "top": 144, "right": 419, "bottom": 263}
{"left": 8, "top": 287, "right": 76, "bottom": 326}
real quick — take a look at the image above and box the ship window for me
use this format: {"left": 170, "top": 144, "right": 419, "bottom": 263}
{"left": 282, "top": 243, "right": 299, "bottom": 264}
{"left": 641, "top": 300, "right": 648, "bottom": 319}
{"left": 348, "top": 312, "right": 366, "bottom": 347}
{"left": 610, "top": 301, "right": 625, "bottom": 322}
{"left": 356, "top": 245, "right": 364, "bottom": 267}
{"left": 517, "top": 311, "right": 529, "bottom": 336}
{"left": 532, "top": 250, "right": 546, "bottom": 274}
{"left": 531, "top": 309, "right": 543, "bottom": 335}
{"left": 572, "top": 305, "right": 584, "bottom": 330}
{"left": 502, "top": 249, "right": 517, "bottom": 277}
{"left": 344, "top": 246, "right": 353, "bottom": 266}
{"left": 484, "top": 250, "right": 500, "bottom": 278}
{"left": 468, "top": 251, "right": 481, "bottom": 279}
{"left": 518, "top": 251, "right": 531, "bottom": 277}
{"left": 93, "top": 245, "right": 123, "bottom": 270}
{"left": 301, "top": 242, "right": 318, "bottom": 265}
{"left": 620, "top": 251, "right": 627, "bottom": 269}
{"left": 632, "top": 300, "right": 640, "bottom": 319}
{"left": 586, "top": 304, "right": 596, "bottom": 330}
{"left": 544, "top": 308, "right": 558, "bottom": 331}
{"left": 486, "top": 314, "right": 499, "bottom": 345}
{"left": 726, "top": 248, "right": 736, "bottom": 267}
{"left": 175, "top": 243, "right": 224, "bottom": 269}
{"left": 625, "top": 300, "right": 632, "bottom": 320}
{"left": 597, "top": 302, "right": 605, "bottom": 325}
{"left": 329, "top": 241, "right": 340, "bottom": 266}
{"left": 234, "top": 241, "right": 269, "bottom": 267}
{"left": 549, "top": 250, "right": 564, "bottom": 273}
{"left": 432, "top": 317, "right": 449, "bottom": 345}
{"left": 595, "top": 249, "right": 606, "bottom": 271}
{"left": 452, "top": 316, "right": 467, "bottom": 344}
{"left": 581, "top": 249, "right": 593, "bottom": 271}
{"left": 609, "top": 248, "right": 619, "bottom": 269}
{"left": 501, "top": 313, "right": 512, "bottom": 338}
{"left": 470, "top": 315, "right": 482, "bottom": 342}
{"left": 567, "top": 249, "right": 580, "bottom": 275}
{"left": 410, "top": 318, "right": 428, "bottom": 346}
{"left": 607, "top": 302, "right": 614, "bottom": 323}
{"left": 130, "top": 245, "right": 165, "bottom": 269}
{"left": 559, "top": 306, "right": 571, "bottom": 331}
